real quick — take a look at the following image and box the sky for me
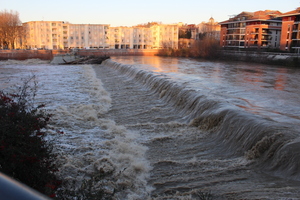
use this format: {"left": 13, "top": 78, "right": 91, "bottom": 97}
{"left": 2, "top": 0, "right": 300, "bottom": 27}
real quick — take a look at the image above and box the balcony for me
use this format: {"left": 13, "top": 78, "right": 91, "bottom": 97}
{"left": 261, "top": 31, "right": 272, "bottom": 35}
{"left": 261, "top": 38, "right": 272, "bottom": 41}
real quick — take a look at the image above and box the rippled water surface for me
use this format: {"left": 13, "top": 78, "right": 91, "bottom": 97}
{"left": 1, "top": 57, "right": 300, "bottom": 199}
{"left": 112, "top": 56, "right": 300, "bottom": 126}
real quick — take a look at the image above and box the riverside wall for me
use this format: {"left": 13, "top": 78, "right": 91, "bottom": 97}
{"left": 221, "top": 50, "right": 300, "bottom": 66}
{"left": 1, "top": 49, "right": 299, "bottom": 67}
{"left": 0, "top": 49, "right": 160, "bottom": 60}
{"left": 0, "top": 50, "right": 67, "bottom": 60}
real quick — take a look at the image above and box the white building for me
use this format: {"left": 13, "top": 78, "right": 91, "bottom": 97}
{"left": 23, "top": 21, "right": 179, "bottom": 50}
{"left": 23, "top": 21, "right": 110, "bottom": 49}
{"left": 23, "top": 21, "right": 69, "bottom": 49}
{"left": 68, "top": 24, "right": 110, "bottom": 49}
{"left": 149, "top": 23, "right": 178, "bottom": 49}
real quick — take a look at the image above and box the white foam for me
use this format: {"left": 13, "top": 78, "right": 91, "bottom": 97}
{"left": 43, "top": 65, "right": 153, "bottom": 198}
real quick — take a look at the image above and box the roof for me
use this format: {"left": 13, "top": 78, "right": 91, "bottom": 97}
{"left": 219, "top": 10, "right": 282, "bottom": 24}
{"left": 280, "top": 7, "right": 300, "bottom": 17}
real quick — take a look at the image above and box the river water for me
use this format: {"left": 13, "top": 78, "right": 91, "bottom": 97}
{"left": 0, "top": 57, "right": 300, "bottom": 199}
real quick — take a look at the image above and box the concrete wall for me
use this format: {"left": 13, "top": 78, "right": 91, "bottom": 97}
{"left": 0, "top": 49, "right": 160, "bottom": 60}
{"left": 0, "top": 50, "right": 69, "bottom": 60}
{"left": 76, "top": 49, "right": 159, "bottom": 56}
{"left": 221, "top": 50, "right": 300, "bottom": 66}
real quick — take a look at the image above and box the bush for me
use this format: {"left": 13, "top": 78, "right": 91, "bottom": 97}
{"left": 190, "top": 37, "right": 221, "bottom": 59}
{"left": 0, "top": 77, "right": 60, "bottom": 197}
{"left": 157, "top": 36, "right": 221, "bottom": 59}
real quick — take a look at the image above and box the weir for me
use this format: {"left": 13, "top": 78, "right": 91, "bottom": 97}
{"left": 101, "top": 59, "right": 300, "bottom": 181}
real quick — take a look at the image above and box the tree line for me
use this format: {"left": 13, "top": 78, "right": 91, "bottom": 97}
{"left": 0, "top": 10, "right": 24, "bottom": 49}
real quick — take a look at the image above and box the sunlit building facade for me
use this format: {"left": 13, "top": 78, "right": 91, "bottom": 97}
{"left": 220, "top": 10, "right": 282, "bottom": 49}
{"left": 108, "top": 26, "right": 132, "bottom": 49}
{"left": 177, "top": 19, "right": 221, "bottom": 49}
{"left": 150, "top": 23, "right": 178, "bottom": 49}
{"left": 279, "top": 8, "right": 300, "bottom": 52}
{"left": 68, "top": 24, "right": 110, "bottom": 49}
{"left": 23, "top": 21, "right": 178, "bottom": 50}
{"left": 197, "top": 17, "right": 221, "bottom": 40}
{"left": 23, "top": 21, "right": 110, "bottom": 49}
{"left": 23, "top": 21, "right": 69, "bottom": 49}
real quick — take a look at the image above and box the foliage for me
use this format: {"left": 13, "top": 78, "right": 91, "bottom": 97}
{"left": 0, "top": 10, "right": 23, "bottom": 49}
{"left": 0, "top": 77, "right": 61, "bottom": 197}
{"left": 158, "top": 35, "right": 221, "bottom": 59}
{"left": 179, "top": 29, "right": 192, "bottom": 39}
{"left": 189, "top": 37, "right": 221, "bottom": 59}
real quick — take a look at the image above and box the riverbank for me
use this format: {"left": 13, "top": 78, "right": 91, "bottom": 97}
{"left": 157, "top": 48, "right": 300, "bottom": 67}
{"left": 220, "top": 50, "right": 300, "bottom": 67}
{"left": 0, "top": 49, "right": 160, "bottom": 60}
{"left": 1, "top": 49, "right": 299, "bottom": 67}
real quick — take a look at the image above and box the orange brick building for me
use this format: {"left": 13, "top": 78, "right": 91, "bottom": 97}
{"left": 220, "top": 10, "right": 282, "bottom": 50}
{"left": 279, "top": 8, "right": 300, "bottom": 52}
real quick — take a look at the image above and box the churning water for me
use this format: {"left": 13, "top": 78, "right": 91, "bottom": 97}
{"left": 0, "top": 57, "right": 300, "bottom": 199}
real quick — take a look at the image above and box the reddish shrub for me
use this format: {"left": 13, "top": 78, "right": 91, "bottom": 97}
{"left": 0, "top": 87, "right": 60, "bottom": 196}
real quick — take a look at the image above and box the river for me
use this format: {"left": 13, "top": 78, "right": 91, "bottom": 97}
{"left": 0, "top": 56, "right": 300, "bottom": 199}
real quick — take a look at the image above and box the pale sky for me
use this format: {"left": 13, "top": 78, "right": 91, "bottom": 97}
{"left": 2, "top": 0, "right": 299, "bottom": 26}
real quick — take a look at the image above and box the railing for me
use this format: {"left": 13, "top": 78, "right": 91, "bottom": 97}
{"left": 0, "top": 172, "right": 51, "bottom": 200}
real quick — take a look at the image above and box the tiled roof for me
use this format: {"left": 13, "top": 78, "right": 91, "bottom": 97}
{"left": 220, "top": 10, "right": 281, "bottom": 24}
{"left": 280, "top": 8, "right": 300, "bottom": 16}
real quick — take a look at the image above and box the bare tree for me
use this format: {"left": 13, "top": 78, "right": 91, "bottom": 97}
{"left": 0, "top": 10, "right": 22, "bottom": 49}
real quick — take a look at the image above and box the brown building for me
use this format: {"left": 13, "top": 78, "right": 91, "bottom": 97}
{"left": 220, "top": 10, "right": 282, "bottom": 50}
{"left": 279, "top": 7, "right": 300, "bottom": 52}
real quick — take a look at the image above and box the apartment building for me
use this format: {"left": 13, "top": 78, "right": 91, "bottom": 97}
{"left": 68, "top": 24, "right": 110, "bottom": 49}
{"left": 23, "top": 21, "right": 110, "bottom": 49}
{"left": 279, "top": 7, "right": 300, "bottom": 52}
{"left": 220, "top": 10, "right": 282, "bottom": 49}
{"left": 23, "top": 21, "right": 178, "bottom": 50}
{"left": 109, "top": 26, "right": 132, "bottom": 49}
{"left": 23, "top": 21, "right": 68, "bottom": 49}
{"left": 151, "top": 23, "right": 178, "bottom": 49}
